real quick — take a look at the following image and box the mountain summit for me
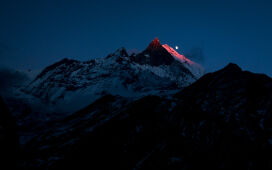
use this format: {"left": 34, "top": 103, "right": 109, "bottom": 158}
{"left": 146, "top": 37, "right": 162, "bottom": 50}
{"left": 134, "top": 38, "right": 175, "bottom": 66}
{"left": 134, "top": 38, "right": 204, "bottom": 77}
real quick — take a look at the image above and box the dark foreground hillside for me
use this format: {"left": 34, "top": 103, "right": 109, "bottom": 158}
{"left": 7, "top": 63, "right": 272, "bottom": 169}
{"left": 0, "top": 97, "right": 19, "bottom": 168}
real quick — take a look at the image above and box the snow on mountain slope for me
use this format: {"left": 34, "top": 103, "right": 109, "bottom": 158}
{"left": 162, "top": 44, "right": 204, "bottom": 78}
{"left": 20, "top": 38, "right": 204, "bottom": 113}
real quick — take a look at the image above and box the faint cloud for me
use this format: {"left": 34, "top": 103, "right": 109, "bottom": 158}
{"left": 184, "top": 47, "right": 205, "bottom": 63}
{"left": 0, "top": 67, "right": 30, "bottom": 95}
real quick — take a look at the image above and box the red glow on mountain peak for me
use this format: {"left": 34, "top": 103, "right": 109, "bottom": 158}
{"left": 162, "top": 44, "right": 205, "bottom": 78}
{"left": 152, "top": 37, "right": 160, "bottom": 44}
{"left": 147, "top": 37, "right": 162, "bottom": 50}
{"left": 162, "top": 44, "right": 193, "bottom": 64}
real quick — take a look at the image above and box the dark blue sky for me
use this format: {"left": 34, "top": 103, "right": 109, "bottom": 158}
{"left": 1, "top": 0, "right": 272, "bottom": 76}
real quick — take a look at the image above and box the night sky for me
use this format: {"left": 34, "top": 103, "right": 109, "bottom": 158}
{"left": 1, "top": 0, "right": 272, "bottom": 76}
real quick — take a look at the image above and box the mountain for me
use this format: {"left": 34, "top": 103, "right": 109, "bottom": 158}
{"left": 20, "top": 63, "right": 272, "bottom": 169}
{"left": 19, "top": 38, "right": 204, "bottom": 113}
{"left": 134, "top": 38, "right": 203, "bottom": 77}
{"left": 2, "top": 38, "right": 204, "bottom": 150}
{"left": 133, "top": 37, "right": 175, "bottom": 66}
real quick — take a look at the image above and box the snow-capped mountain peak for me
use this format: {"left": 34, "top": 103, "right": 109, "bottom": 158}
{"left": 20, "top": 38, "right": 205, "bottom": 113}
{"left": 134, "top": 38, "right": 204, "bottom": 77}
{"left": 134, "top": 38, "right": 175, "bottom": 66}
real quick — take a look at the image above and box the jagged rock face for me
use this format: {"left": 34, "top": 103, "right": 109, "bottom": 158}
{"left": 21, "top": 63, "right": 272, "bottom": 169}
{"left": 0, "top": 97, "right": 19, "bottom": 168}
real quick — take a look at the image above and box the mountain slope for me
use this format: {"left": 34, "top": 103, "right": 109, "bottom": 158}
{"left": 21, "top": 63, "right": 272, "bottom": 169}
